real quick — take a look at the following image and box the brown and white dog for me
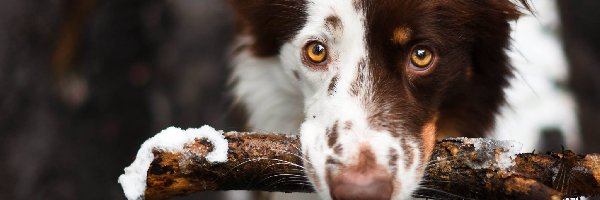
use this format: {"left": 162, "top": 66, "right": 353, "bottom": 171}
{"left": 228, "top": 0, "right": 530, "bottom": 199}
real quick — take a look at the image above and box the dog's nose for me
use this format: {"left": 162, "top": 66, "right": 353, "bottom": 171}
{"left": 330, "top": 169, "right": 393, "bottom": 200}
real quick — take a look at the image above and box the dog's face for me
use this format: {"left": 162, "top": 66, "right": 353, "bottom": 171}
{"left": 230, "top": 0, "right": 526, "bottom": 199}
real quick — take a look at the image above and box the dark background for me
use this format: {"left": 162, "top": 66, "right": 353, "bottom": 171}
{"left": 0, "top": 0, "right": 597, "bottom": 199}
{"left": 0, "top": 0, "right": 233, "bottom": 199}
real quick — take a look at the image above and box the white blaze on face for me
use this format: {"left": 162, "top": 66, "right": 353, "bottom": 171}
{"left": 277, "top": 0, "right": 423, "bottom": 199}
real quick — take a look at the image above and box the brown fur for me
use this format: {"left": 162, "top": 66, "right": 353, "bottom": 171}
{"left": 352, "top": 0, "right": 530, "bottom": 150}
{"left": 421, "top": 114, "right": 438, "bottom": 169}
{"left": 228, "top": 0, "right": 308, "bottom": 57}
{"left": 328, "top": 75, "right": 339, "bottom": 96}
{"left": 388, "top": 148, "right": 399, "bottom": 177}
{"left": 327, "top": 122, "right": 339, "bottom": 148}
{"left": 325, "top": 15, "right": 343, "bottom": 38}
{"left": 392, "top": 26, "right": 413, "bottom": 45}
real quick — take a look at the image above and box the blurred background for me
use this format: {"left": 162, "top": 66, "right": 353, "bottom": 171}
{"left": 0, "top": 0, "right": 597, "bottom": 199}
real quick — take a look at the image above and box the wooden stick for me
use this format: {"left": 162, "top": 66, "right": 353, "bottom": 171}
{"left": 142, "top": 133, "right": 600, "bottom": 200}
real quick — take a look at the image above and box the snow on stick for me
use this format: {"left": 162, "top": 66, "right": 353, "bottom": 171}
{"left": 118, "top": 127, "right": 600, "bottom": 200}
{"left": 118, "top": 126, "right": 228, "bottom": 200}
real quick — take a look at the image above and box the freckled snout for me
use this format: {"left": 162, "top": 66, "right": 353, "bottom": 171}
{"left": 330, "top": 167, "right": 393, "bottom": 200}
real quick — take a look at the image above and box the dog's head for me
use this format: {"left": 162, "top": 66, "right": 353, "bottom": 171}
{"left": 230, "top": 0, "right": 527, "bottom": 199}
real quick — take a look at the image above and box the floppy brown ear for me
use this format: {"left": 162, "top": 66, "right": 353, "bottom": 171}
{"left": 229, "top": 0, "right": 308, "bottom": 57}
{"left": 437, "top": 0, "right": 532, "bottom": 137}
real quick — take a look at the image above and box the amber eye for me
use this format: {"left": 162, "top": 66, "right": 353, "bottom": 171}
{"left": 304, "top": 41, "right": 328, "bottom": 64}
{"left": 410, "top": 47, "right": 434, "bottom": 69}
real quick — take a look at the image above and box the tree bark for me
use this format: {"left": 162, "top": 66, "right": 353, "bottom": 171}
{"left": 143, "top": 133, "right": 600, "bottom": 200}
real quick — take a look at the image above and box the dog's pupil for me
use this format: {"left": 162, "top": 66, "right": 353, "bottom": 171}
{"left": 313, "top": 44, "right": 325, "bottom": 55}
{"left": 416, "top": 49, "right": 427, "bottom": 59}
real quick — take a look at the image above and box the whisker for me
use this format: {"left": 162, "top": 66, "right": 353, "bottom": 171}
{"left": 417, "top": 186, "right": 474, "bottom": 200}
{"left": 412, "top": 194, "right": 444, "bottom": 200}
{"left": 254, "top": 173, "right": 309, "bottom": 186}
{"left": 230, "top": 157, "right": 271, "bottom": 171}
{"left": 269, "top": 148, "right": 312, "bottom": 165}
{"left": 266, "top": 177, "right": 312, "bottom": 190}
{"left": 268, "top": 158, "right": 306, "bottom": 169}
{"left": 419, "top": 180, "right": 453, "bottom": 184}
{"left": 263, "top": 163, "right": 306, "bottom": 172}
{"left": 222, "top": 157, "right": 272, "bottom": 185}
{"left": 224, "top": 157, "right": 300, "bottom": 183}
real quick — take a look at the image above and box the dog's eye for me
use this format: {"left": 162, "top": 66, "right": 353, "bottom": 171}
{"left": 410, "top": 47, "right": 434, "bottom": 69}
{"left": 304, "top": 41, "right": 328, "bottom": 64}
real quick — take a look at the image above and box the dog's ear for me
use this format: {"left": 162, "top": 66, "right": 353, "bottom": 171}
{"left": 229, "top": 0, "right": 308, "bottom": 57}
{"left": 467, "top": 0, "right": 531, "bottom": 91}
{"left": 439, "top": 0, "right": 531, "bottom": 136}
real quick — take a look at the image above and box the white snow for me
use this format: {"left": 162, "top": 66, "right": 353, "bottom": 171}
{"left": 464, "top": 138, "right": 523, "bottom": 170}
{"left": 117, "top": 125, "right": 228, "bottom": 200}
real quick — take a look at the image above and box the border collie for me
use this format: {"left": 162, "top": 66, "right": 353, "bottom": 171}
{"left": 226, "top": 0, "right": 552, "bottom": 199}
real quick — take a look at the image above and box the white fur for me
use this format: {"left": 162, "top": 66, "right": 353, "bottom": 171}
{"left": 229, "top": 36, "right": 304, "bottom": 134}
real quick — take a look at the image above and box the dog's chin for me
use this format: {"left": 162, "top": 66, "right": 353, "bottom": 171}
{"left": 309, "top": 180, "right": 420, "bottom": 200}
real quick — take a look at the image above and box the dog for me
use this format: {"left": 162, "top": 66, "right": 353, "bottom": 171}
{"left": 228, "top": 0, "right": 531, "bottom": 199}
